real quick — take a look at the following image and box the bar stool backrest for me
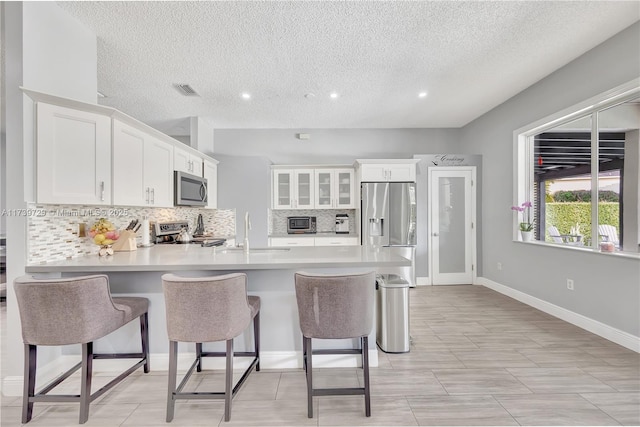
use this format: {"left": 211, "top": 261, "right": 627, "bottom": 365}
{"left": 14, "top": 275, "right": 127, "bottom": 346}
{"left": 295, "top": 271, "right": 375, "bottom": 339}
{"left": 162, "top": 273, "right": 253, "bottom": 343}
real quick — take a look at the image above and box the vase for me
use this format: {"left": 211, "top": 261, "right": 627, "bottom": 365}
{"left": 520, "top": 230, "right": 533, "bottom": 242}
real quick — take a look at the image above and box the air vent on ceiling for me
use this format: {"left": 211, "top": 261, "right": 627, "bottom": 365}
{"left": 174, "top": 83, "right": 199, "bottom": 97}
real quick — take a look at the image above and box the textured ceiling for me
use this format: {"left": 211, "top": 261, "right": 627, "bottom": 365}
{"left": 57, "top": 1, "right": 639, "bottom": 134}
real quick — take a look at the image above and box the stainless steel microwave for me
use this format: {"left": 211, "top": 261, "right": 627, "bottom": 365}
{"left": 287, "top": 216, "right": 317, "bottom": 234}
{"left": 174, "top": 171, "right": 208, "bottom": 207}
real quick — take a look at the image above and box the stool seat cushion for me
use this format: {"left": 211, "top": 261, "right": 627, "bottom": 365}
{"left": 14, "top": 275, "right": 149, "bottom": 346}
{"left": 295, "top": 271, "right": 375, "bottom": 339}
{"left": 113, "top": 297, "right": 150, "bottom": 324}
{"left": 162, "top": 273, "right": 258, "bottom": 343}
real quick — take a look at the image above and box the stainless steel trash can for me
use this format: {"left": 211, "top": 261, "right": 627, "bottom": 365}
{"left": 376, "top": 274, "right": 410, "bottom": 353}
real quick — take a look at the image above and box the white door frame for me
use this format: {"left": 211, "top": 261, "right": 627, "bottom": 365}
{"left": 427, "top": 166, "right": 477, "bottom": 285}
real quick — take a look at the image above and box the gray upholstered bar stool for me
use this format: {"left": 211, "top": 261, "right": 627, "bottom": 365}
{"left": 14, "top": 274, "right": 150, "bottom": 424}
{"left": 294, "top": 271, "right": 376, "bottom": 418}
{"left": 162, "top": 273, "right": 260, "bottom": 422}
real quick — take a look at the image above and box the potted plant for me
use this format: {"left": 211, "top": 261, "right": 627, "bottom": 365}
{"left": 511, "top": 202, "right": 533, "bottom": 241}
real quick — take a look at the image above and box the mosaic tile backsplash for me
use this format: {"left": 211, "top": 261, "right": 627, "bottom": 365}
{"left": 269, "top": 209, "right": 356, "bottom": 235}
{"left": 27, "top": 204, "right": 236, "bottom": 264}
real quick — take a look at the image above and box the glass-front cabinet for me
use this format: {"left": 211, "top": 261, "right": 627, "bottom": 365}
{"left": 272, "top": 169, "right": 315, "bottom": 209}
{"left": 314, "top": 168, "right": 355, "bottom": 209}
{"left": 273, "top": 167, "right": 355, "bottom": 209}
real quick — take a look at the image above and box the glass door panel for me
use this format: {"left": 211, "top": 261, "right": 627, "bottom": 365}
{"left": 336, "top": 171, "right": 352, "bottom": 207}
{"left": 275, "top": 171, "right": 291, "bottom": 208}
{"left": 430, "top": 169, "right": 473, "bottom": 285}
{"left": 296, "top": 170, "right": 313, "bottom": 209}
{"left": 316, "top": 170, "right": 333, "bottom": 207}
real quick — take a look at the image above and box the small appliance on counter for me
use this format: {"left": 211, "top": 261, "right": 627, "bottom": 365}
{"left": 335, "top": 214, "right": 349, "bottom": 234}
{"left": 152, "top": 221, "right": 225, "bottom": 246}
{"left": 287, "top": 216, "right": 316, "bottom": 234}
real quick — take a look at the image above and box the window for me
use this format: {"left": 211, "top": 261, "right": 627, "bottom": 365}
{"left": 515, "top": 81, "right": 639, "bottom": 254}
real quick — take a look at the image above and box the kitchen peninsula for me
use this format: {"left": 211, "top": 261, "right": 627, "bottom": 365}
{"left": 26, "top": 245, "right": 410, "bottom": 369}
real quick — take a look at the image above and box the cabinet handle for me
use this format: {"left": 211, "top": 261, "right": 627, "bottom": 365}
{"left": 388, "top": 170, "right": 392, "bottom": 180}
{"left": 150, "top": 188, "right": 155, "bottom": 204}
{"left": 145, "top": 187, "right": 150, "bottom": 204}
{"left": 100, "top": 181, "right": 105, "bottom": 201}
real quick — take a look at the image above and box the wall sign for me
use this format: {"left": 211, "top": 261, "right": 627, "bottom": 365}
{"left": 428, "top": 154, "right": 472, "bottom": 166}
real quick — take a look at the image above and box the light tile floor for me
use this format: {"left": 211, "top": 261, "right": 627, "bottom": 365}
{"left": 2, "top": 285, "right": 639, "bottom": 426}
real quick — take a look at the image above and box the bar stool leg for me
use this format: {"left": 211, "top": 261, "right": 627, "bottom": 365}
{"left": 195, "top": 343, "right": 203, "bottom": 372}
{"left": 22, "top": 344, "right": 36, "bottom": 424}
{"left": 305, "top": 336, "right": 313, "bottom": 418}
{"left": 79, "top": 342, "right": 93, "bottom": 424}
{"left": 253, "top": 313, "right": 260, "bottom": 371}
{"left": 362, "top": 336, "right": 371, "bottom": 417}
{"left": 166, "top": 341, "right": 178, "bottom": 422}
{"left": 224, "top": 339, "right": 234, "bottom": 422}
{"left": 140, "top": 313, "right": 150, "bottom": 373}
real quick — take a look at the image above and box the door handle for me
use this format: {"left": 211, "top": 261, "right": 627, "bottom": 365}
{"left": 200, "top": 183, "right": 207, "bottom": 202}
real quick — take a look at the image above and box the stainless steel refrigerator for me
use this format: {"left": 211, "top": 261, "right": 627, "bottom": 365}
{"left": 361, "top": 182, "right": 417, "bottom": 285}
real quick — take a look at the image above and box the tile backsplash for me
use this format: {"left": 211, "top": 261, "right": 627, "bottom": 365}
{"left": 27, "top": 204, "right": 236, "bottom": 264}
{"left": 269, "top": 209, "right": 356, "bottom": 235}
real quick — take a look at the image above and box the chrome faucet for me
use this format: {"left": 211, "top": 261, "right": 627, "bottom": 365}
{"left": 243, "top": 211, "right": 251, "bottom": 253}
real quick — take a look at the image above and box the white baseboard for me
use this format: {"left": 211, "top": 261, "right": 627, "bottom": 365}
{"left": 477, "top": 277, "right": 640, "bottom": 353}
{"left": 1, "top": 350, "right": 379, "bottom": 397}
{"left": 415, "top": 276, "right": 430, "bottom": 286}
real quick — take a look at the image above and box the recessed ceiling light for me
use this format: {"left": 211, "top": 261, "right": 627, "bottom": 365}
{"left": 330, "top": 92, "right": 339, "bottom": 99}
{"left": 418, "top": 92, "right": 428, "bottom": 98}
{"left": 241, "top": 92, "right": 251, "bottom": 100}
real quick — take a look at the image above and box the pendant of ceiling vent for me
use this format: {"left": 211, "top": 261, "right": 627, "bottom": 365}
{"left": 174, "top": 83, "right": 199, "bottom": 96}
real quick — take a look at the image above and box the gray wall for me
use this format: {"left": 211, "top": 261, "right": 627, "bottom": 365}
{"left": 215, "top": 154, "right": 272, "bottom": 248}
{"left": 214, "top": 128, "right": 462, "bottom": 275}
{"left": 214, "top": 128, "right": 461, "bottom": 165}
{"left": 458, "top": 22, "right": 640, "bottom": 336}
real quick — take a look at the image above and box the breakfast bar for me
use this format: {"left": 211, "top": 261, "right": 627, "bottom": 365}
{"left": 25, "top": 245, "right": 410, "bottom": 370}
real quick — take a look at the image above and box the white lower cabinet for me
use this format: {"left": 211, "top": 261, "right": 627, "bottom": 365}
{"left": 113, "top": 120, "right": 174, "bottom": 207}
{"left": 269, "top": 237, "right": 316, "bottom": 247}
{"left": 314, "top": 237, "right": 359, "bottom": 246}
{"left": 269, "top": 236, "right": 359, "bottom": 247}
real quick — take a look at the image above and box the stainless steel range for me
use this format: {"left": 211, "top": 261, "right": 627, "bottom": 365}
{"left": 152, "top": 221, "right": 225, "bottom": 246}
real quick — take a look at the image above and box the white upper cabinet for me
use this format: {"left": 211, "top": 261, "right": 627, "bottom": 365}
{"left": 314, "top": 168, "right": 355, "bottom": 209}
{"left": 356, "top": 159, "right": 419, "bottom": 182}
{"left": 272, "top": 169, "right": 315, "bottom": 210}
{"left": 112, "top": 120, "right": 173, "bottom": 207}
{"left": 36, "top": 102, "right": 112, "bottom": 205}
{"left": 174, "top": 146, "right": 203, "bottom": 177}
{"left": 203, "top": 159, "right": 218, "bottom": 209}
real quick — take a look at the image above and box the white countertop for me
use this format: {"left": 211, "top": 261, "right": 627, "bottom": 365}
{"left": 25, "top": 244, "right": 409, "bottom": 273}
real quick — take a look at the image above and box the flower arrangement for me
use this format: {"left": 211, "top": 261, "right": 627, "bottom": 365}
{"left": 511, "top": 201, "right": 533, "bottom": 232}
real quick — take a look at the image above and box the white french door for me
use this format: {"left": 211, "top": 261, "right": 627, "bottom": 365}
{"left": 429, "top": 167, "right": 476, "bottom": 285}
